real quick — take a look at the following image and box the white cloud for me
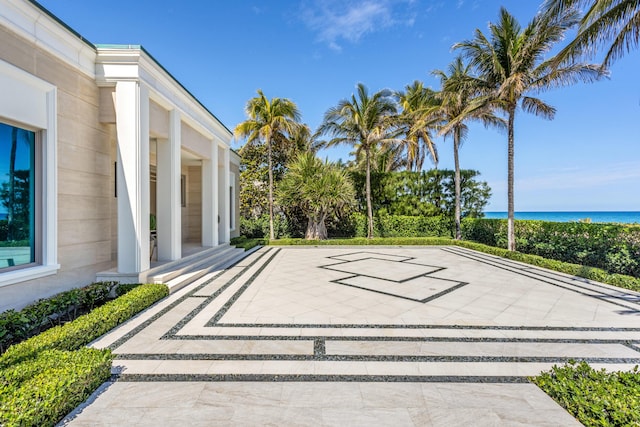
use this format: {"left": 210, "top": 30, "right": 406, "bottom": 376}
{"left": 300, "top": 0, "right": 415, "bottom": 51}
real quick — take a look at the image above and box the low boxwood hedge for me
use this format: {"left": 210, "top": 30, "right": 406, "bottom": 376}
{"left": 0, "top": 281, "right": 144, "bottom": 353}
{"left": 268, "top": 237, "right": 640, "bottom": 292}
{"left": 230, "top": 236, "right": 266, "bottom": 251}
{"left": 0, "top": 283, "right": 168, "bottom": 369}
{"left": 0, "top": 348, "right": 113, "bottom": 427}
{"left": 532, "top": 361, "right": 640, "bottom": 426}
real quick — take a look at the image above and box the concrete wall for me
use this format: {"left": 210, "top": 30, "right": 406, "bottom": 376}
{"left": 0, "top": 24, "right": 114, "bottom": 311}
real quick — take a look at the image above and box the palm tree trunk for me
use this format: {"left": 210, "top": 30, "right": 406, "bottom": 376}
{"left": 453, "top": 127, "right": 462, "bottom": 240}
{"left": 365, "top": 146, "right": 374, "bottom": 239}
{"left": 267, "top": 137, "right": 275, "bottom": 240}
{"left": 507, "top": 108, "right": 516, "bottom": 251}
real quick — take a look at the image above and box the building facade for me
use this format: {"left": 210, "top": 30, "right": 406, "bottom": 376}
{"left": 0, "top": 0, "right": 240, "bottom": 311}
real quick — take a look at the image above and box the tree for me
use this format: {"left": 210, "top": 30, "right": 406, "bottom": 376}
{"left": 318, "top": 83, "right": 401, "bottom": 238}
{"left": 277, "top": 152, "right": 355, "bottom": 240}
{"left": 234, "top": 90, "right": 301, "bottom": 240}
{"left": 543, "top": 0, "right": 640, "bottom": 67}
{"left": 433, "top": 57, "right": 503, "bottom": 240}
{"left": 395, "top": 81, "right": 441, "bottom": 171}
{"left": 455, "top": 7, "right": 602, "bottom": 250}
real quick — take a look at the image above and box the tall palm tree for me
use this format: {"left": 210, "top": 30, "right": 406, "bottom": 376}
{"left": 455, "top": 7, "right": 602, "bottom": 250}
{"left": 543, "top": 0, "right": 640, "bottom": 67}
{"left": 433, "top": 57, "right": 503, "bottom": 240}
{"left": 395, "top": 81, "right": 441, "bottom": 171}
{"left": 234, "top": 90, "right": 301, "bottom": 240}
{"left": 318, "top": 83, "right": 400, "bottom": 238}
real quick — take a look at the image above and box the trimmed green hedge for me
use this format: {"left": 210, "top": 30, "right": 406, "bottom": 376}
{"left": 230, "top": 236, "right": 266, "bottom": 251}
{"left": 461, "top": 218, "right": 640, "bottom": 278}
{"left": 0, "top": 348, "right": 113, "bottom": 427}
{"left": 532, "top": 361, "right": 640, "bottom": 426}
{"left": 351, "top": 213, "right": 453, "bottom": 238}
{"left": 0, "top": 283, "right": 168, "bottom": 369}
{"left": 268, "top": 237, "right": 640, "bottom": 292}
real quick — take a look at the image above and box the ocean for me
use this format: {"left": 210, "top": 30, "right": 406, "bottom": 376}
{"left": 483, "top": 211, "right": 640, "bottom": 224}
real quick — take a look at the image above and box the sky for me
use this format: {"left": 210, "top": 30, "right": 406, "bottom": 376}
{"left": 35, "top": 0, "right": 640, "bottom": 212}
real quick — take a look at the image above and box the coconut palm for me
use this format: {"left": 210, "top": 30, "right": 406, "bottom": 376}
{"left": 395, "top": 81, "right": 442, "bottom": 171}
{"left": 454, "top": 7, "right": 602, "bottom": 250}
{"left": 317, "top": 83, "right": 401, "bottom": 238}
{"left": 277, "top": 152, "right": 355, "bottom": 240}
{"left": 543, "top": 0, "right": 640, "bottom": 67}
{"left": 234, "top": 90, "right": 301, "bottom": 240}
{"left": 433, "top": 57, "right": 504, "bottom": 240}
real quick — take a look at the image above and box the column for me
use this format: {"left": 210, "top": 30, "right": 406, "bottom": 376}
{"left": 156, "top": 109, "right": 181, "bottom": 260}
{"left": 223, "top": 145, "right": 230, "bottom": 244}
{"left": 115, "top": 81, "right": 150, "bottom": 274}
{"left": 201, "top": 141, "right": 218, "bottom": 247}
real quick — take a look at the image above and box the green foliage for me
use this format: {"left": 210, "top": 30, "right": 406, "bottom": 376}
{"left": 347, "top": 213, "right": 452, "bottom": 238}
{"left": 240, "top": 214, "right": 291, "bottom": 239}
{"left": 532, "top": 361, "right": 640, "bottom": 427}
{"left": 0, "top": 348, "right": 113, "bottom": 427}
{"left": 230, "top": 236, "right": 266, "bottom": 251}
{"left": 114, "top": 283, "right": 142, "bottom": 297}
{"left": 0, "top": 283, "right": 168, "bottom": 368}
{"left": 277, "top": 152, "right": 356, "bottom": 239}
{"left": 349, "top": 169, "right": 491, "bottom": 219}
{"left": 0, "top": 281, "right": 124, "bottom": 353}
{"left": 270, "top": 236, "right": 455, "bottom": 246}
{"left": 461, "top": 218, "right": 640, "bottom": 278}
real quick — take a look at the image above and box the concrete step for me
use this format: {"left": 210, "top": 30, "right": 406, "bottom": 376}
{"left": 148, "top": 244, "right": 235, "bottom": 284}
{"left": 158, "top": 246, "right": 247, "bottom": 293}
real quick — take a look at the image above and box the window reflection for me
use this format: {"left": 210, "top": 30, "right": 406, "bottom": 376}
{"left": 0, "top": 122, "right": 35, "bottom": 269}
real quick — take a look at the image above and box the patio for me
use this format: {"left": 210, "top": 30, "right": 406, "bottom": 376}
{"left": 63, "top": 246, "right": 640, "bottom": 426}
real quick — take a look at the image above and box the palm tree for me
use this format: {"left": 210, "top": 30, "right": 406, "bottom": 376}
{"left": 234, "top": 90, "right": 301, "bottom": 240}
{"left": 543, "top": 0, "right": 640, "bottom": 67}
{"left": 395, "top": 81, "right": 441, "bottom": 171}
{"left": 433, "top": 57, "right": 503, "bottom": 240}
{"left": 317, "top": 83, "right": 400, "bottom": 238}
{"left": 277, "top": 152, "right": 355, "bottom": 240}
{"left": 455, "top": 7, "right": 602, "bottom": 250}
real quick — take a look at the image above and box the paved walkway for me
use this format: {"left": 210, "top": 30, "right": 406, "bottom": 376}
{"left": 62, "top": 246, "right": 640, "bottom": 426}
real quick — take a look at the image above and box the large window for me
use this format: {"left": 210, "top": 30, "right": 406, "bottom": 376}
{"left": 0, "top": 123, "right": 36, "bottom": 270}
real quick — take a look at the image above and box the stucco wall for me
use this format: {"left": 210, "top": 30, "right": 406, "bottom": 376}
{"left": 0, "top": 24, "right": 114, "bottom": 311}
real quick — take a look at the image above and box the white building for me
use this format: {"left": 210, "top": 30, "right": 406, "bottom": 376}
{"left": 0, "top": 0, "right": 241, "bottom": 311}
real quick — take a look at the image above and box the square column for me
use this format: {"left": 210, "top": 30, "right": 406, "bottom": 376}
{"left": 202, "top": 141, "right": 218, "bottom": 247}
{"left": 222, "top": 146, "right": 231, "bottom": 244}
{"left": 156, "top": 109, "right": 181, "bottom": 260}
{"left": 115, "top": 81, "right": 150, "bottom": 274}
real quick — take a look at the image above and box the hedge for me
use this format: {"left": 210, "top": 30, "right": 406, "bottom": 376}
{"left": 268, "top": 237, "right": 640, "bottom": 292}
{"left": 0, "top": 283, "right": 168, "bottom": 369}
{"left": 351, "top": 213, "right": 453, "bottom": 238}
{"left": 0, "top": 281, "right": 140, "bottom": 353}
{"left": 0, "top": 348, "right": 113, "bottom": 427}
{"left": 461, "top": 218, "right": 640, "bottom": 278}
{"left": 532, "top": 361, "right": 640, "bottom": 426}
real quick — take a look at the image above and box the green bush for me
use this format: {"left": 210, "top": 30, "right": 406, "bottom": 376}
{"left": 0, "top": 281, "right": 123, "bottom": 353}
{"left": 349, "top": 213, "right": 452, "bottom": 238}
{"left": 0, "top": 348, "right": 113, "bottom": 427}
{"left": 461, "top": 218, "right": 640, "bottom": 278}
{"left": 0, "top": 283, "right": 168, "bottom": 368}
{"left": 532, "top": 361, "right": 640, "bottom": 426}
{"left": 230, "top": 236, "right": 266, "bottom": 251}
{"left": 240, "top": 214, "right": 291, "bottom": 239}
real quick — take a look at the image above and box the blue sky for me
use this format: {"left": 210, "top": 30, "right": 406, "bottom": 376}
{"left": 36, "top": 0, "right": 640, "bottom": 212}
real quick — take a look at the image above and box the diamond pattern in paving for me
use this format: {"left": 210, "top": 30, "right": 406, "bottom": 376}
{"left": 65, "top": 246, "right": 640, "bottom": 426}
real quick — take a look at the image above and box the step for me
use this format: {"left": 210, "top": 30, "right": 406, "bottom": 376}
{"left": 163, "top": 247, "right": 247, "bottom": 293}
{"left": 148, "top": 244, "right": 235, "bottom": 284}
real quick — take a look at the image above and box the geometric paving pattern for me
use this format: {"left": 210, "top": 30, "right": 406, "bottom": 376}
{"left": 65, "top": 246, "right": 640, "bottom": 425}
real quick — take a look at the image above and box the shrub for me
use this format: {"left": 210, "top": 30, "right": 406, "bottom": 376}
{"left": 532, "top": 361, "right": 640, "bottom": 426}
{"left": 230, "top": 236, "right": 266, "bottom": 251}
{"left": 0, "top": 348, "right": 113, "bottom": 427}
{"left": 349, "top": 213, "right": 452, "bottom": 238}
{"left": 240, "top": 214, "right": 291, "bottom": 239}
{"left": 461, "top": 218, "right": 640, "bottom": 278}
{"left": 0, "top": 283, "right": 168, "bottom": 368}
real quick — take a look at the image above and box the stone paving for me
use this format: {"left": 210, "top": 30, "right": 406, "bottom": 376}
{"left": 62, "top": 246, "right": 640, "bottom": 426}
